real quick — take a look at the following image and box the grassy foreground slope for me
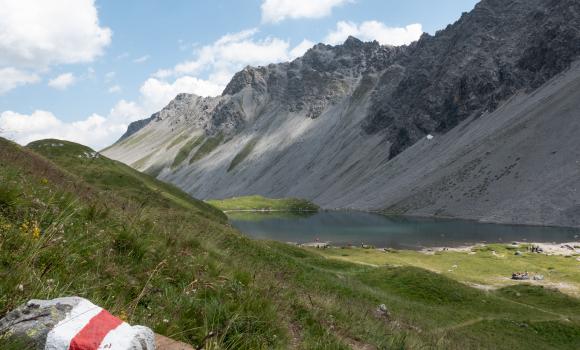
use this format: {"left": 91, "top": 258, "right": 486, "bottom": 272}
{"left": 207, "top": 195, "right": 319, "bottom": 212}
{"left": 1, "top": 138, "right": 579, "bottom": 349}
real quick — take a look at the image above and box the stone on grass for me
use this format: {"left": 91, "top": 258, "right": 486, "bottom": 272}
{"left": 0, "top": 297, "right": 155, "bottom": 349}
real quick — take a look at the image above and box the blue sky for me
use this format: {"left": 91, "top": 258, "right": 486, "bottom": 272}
{"left": 0, "top": 0, "right": 478, "bottom": 149}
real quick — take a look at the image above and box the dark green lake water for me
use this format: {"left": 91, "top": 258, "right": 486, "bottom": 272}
{"left": 229, "top": 211, "right": 580, "bottom": 250}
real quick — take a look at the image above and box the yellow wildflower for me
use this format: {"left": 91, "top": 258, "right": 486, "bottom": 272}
{"left": 41, "top": 178, "right": 49, "bottom": 185}
{"left": 118, "top": 310, "right": 128, "bottom": 322}
{"left": 19, "top": 221, "right": 41, "bottom": 239}
{"left": 31, "top": 221, "right": 41, "bottom": 239}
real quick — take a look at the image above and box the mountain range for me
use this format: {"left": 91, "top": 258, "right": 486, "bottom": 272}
{"left": 103, "top": 0, "right": 580, "bottom": 227}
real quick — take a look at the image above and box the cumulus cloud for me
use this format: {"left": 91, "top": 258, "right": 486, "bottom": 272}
{"left": 157, "top": 29, "right": 291, "bottom": 82}
{"left": 290, "top": 39, "right": 315, "bottom": 59}
{"left": 48, "top": 73, "right": 76, "bottom": 90}
{"left": 152, "top": 29, "right": 313, "bottom": 102}
{"left": 0, "top": 100, "right": 147, "bottom": 150}
{"left": 1, "top": 27, "right": 317, "bottom": 148}
{"left": 108, "top": 100, "right": 145, "bottom": 122}
{"left": 261, "top": 0, "right": 351, "bottom": 23}
{"left": 0, "top": 0, "right": 110, "bottom": 94}
{"left": 325, "top": 21, "right": 423, "bottom": 46}
{"left": 139, "top": 77, "right": 223, "bottom": 112}
{"left": 0, "top": 0, "right": 111, "bottom": 69}
{"left": 0, "top": 68, "right": 40, "bottom": 94}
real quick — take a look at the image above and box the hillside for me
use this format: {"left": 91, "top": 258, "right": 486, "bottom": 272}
{"left": 2, "top": 137, "right": 580, "bottom": 349}
{"left": 102, "top": 0, "right": 580, "bottom": 227}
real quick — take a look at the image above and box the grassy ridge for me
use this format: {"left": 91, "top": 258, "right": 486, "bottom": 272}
{"left": 1, "top": 137, "right": 580, "bottom": 349}
{"left": 207, "top": 195, "right": 320, "bottom": 212}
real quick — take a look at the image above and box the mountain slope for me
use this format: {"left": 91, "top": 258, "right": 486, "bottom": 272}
{"left": 103, "top": 0, "right": 580, "bottom": 226}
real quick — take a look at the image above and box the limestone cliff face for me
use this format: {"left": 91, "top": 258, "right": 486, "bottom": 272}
{"left": 104, "top": 0, "right": 580, "bottom": 227}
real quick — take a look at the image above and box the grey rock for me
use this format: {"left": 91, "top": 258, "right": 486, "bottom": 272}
{"left": 0, "top": 299, "right": 72, "bottom": 349}
{"left": 103, "top": 0, "right": 580, "bottom": 228}
{"left": 376, "top": 304, "right": 390, "bottom": 318}
{"left": 512, "top": 272, "right": 529, "bottom": 280}
{"left": 533, "top": 275, "right": 545, "bottom": 281}
{"left": 0, "top": 297, "right": 155, "bottom": 350}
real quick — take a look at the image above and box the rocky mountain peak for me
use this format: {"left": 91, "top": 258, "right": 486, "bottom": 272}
{"left": 108, "top": 0, "right": 580, "bottom": 227}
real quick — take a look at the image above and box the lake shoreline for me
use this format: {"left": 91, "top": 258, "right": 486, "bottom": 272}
{"left": 228, "top": 207, "right": 580, "bottom": 231}
{"left": 418, "top": 241, "right": 580, "bottom": 257}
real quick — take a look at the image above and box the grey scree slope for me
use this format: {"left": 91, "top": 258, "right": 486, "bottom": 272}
{"left": 103, "top": 0, "right": 580, "bottom": 227}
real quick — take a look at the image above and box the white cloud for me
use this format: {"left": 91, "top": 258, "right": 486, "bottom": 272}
{"left": 0, "top": 0, "right": 110, "bottom": 94}
{"left": 0, "top": 67, "right": 40, "bottom": 94}
{"left": 48, "top": 73, "right": 76, "bottom": 90}
{"left": 152, "top": 28, "right": 307, "bottom": 103}
{"left": 107, "top": 85, "right": 121, "bottom": 94}
{"left": 3, "top": 28, "right": 315, "bottom": 149}
{"left": 139, "top": 77, "right": 223, "bottom": 112}
{"left": 290, "top": 39, "right": 315, "bottom": 59}
{"left": 261, "top": 0, "right": 351, "bottom": 23}
{"left": 325, "top": 21, "right": 423, "bottom": 46}
{"left": 108, "top": 100, "right": 144, "bottom": 122}
{"left": 133, "top": 55, "right": 150, "bottom": 63}
{"left": 0, "top": 100, "right": 147, "bottom": 150}
{"left": 0, "top": 0, "right": 112, "bottom": 69}
{"left": 159, "top": 28, "right": 291, "bottom": 80}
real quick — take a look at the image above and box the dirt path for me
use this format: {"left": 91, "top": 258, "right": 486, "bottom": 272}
{"left": 156, "top": 334, "right": 195, "bottom": 350}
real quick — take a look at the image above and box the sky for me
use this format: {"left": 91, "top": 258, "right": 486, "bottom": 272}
{"left": 0, "top": 0, "right": 479, "bottom": 150}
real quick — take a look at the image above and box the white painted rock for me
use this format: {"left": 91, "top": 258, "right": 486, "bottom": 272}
{"left": 0, "top": 297, "right": 155, "bottom": 350}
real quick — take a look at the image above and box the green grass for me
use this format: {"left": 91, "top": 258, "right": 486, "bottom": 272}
{"left": 314, "top": 244, "right": 580, "bottom": 297}
{"left": 145, "top": 163, "right": 166, "bottom": 178}
{"left": 207, "top": 195, "right": 320, "bottom": 212}
{"left": 227, "top": 211, "right": 317, "bottom": 222}
{"left": 116, "top": 130, "right": 153, "bottom": 148}
{"left": 172, "top": 136, "right": 204, "bottom": 168}
{"left": 131, "top": 152, "right": 155, "bottom": 169}
{"left": 2, "top": 137, "right": 580, "bottom": 349}
{"left": 227, "top": 138, "right": 258, "bottom": 172}
{"left": 189, "top": 134, "right": 224, "bottom": 164}
{"left": 166, "top": 133, "right": 190, "bottom": 150}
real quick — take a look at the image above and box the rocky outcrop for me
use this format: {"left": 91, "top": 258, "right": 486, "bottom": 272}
{"left": 365, "top": 0, "right": 580, "bottom": 158}
{"left": 103, "top": 0, "right": 580, "bottom": 227}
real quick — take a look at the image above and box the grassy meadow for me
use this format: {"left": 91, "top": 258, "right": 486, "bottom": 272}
{"left": 207, "top": 195, "right": 320, "bottom": 212}
{"left": 313, "top": 244, "right": 580, "bottom": 297}
{"left": 1, "top": 137, "right": 580, "bottom": 349}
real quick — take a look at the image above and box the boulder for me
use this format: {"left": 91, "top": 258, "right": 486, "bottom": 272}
{"left": 376, "top": 304, "right": 390, "bottom": 318}
{"left": 0, "top": 297, "right": 155, "bottom": 349}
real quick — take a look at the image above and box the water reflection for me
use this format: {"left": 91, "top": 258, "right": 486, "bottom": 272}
{"left": 229, "top": 211, "right": 580, "bottom": 250}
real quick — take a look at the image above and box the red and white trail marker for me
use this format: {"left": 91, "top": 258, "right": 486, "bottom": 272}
{"left": 44, "top": 298, "right": 154, "bottom": 350}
